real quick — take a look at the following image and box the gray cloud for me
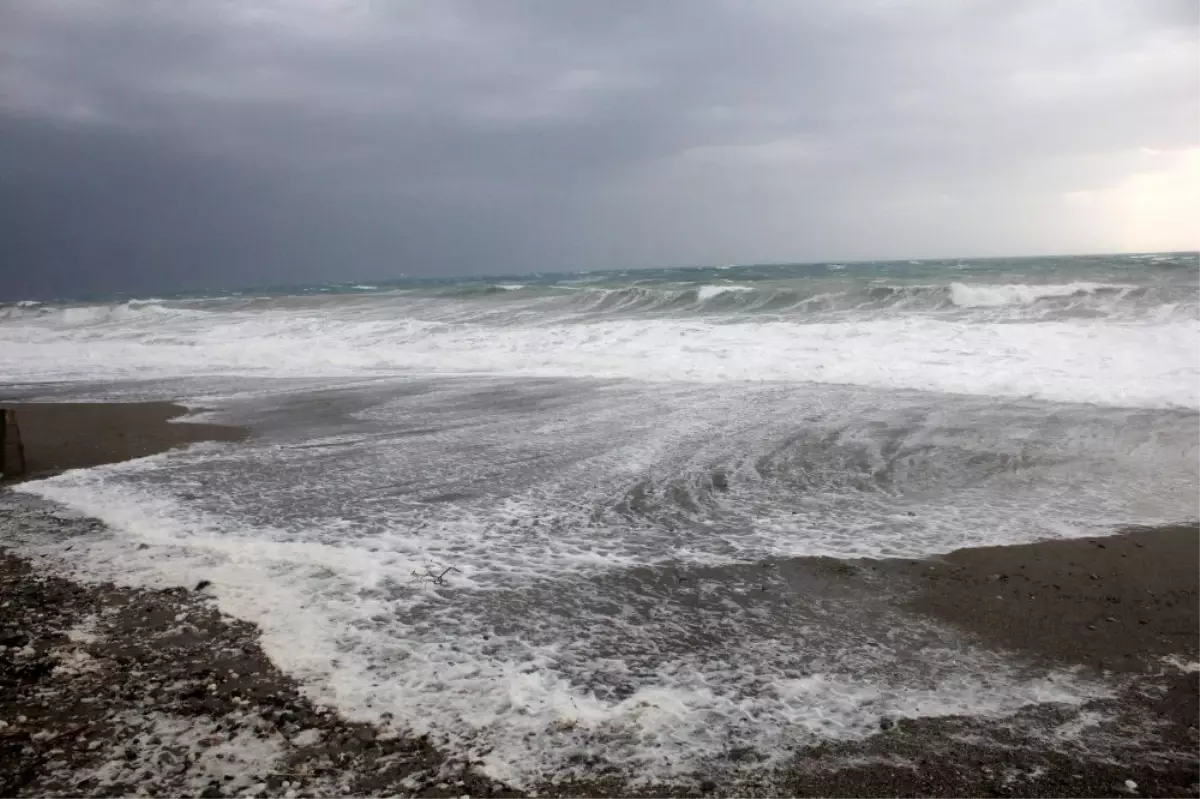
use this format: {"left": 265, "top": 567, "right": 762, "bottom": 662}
{"left": 1, "top": 0, "right": 1196, "bottom": 298}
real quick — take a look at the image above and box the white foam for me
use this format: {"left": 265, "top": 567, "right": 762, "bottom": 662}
{"left": 9, "top": 379, "right": 1161, "bottom": 782}
{"left": 0, "top": 305, "right": 1194, "bottom": 407}
{"left": 496, "top": 284, "right": 526, "bottom": 291}
{"left": 1127, "top": 253, "right": 1195, "bottom": 263}
{"left": 1160, "top": 655, "right": 1200, "bottom": 673}
{"left": 47, "top": 300, "right": 188, "bottom": 326}
{"left": 948, "top": 281, "right": 1132, "bottom": 307}
{"left": 10, "top": 470, "right": 1110, "bottom": 787}
{"left": 696, "top": 284, "right": 755, "bottom": 300}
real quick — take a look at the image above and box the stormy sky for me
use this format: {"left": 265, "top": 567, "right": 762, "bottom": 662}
{"left": 1, "top": 1, "right": 1197, "bottom": 298}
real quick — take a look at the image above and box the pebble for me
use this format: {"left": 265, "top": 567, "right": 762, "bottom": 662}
{"left": 291, "top": 728, "right": 323, "bottom": 747}
{"left": 1125, "top": 778, "right": 1138, "bottom": 792}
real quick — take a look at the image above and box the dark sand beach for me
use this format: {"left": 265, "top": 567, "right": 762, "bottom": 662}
{"left": 3, "top": 402, "right": 246, "bottom": 481}
{"left": 1, "top": 402, "right": 1197, "bottom": 797}
{"left": 900, "top": 526, "right": 1199, "bottom": 674}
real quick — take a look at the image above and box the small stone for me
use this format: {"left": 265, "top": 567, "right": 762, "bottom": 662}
{"left": 879, "top": 717, "right": 895, "bottom": 731}
{"left": 729, "top": 746, "right": 757, "bottom": 762}
{"left": 0, "top": 631, "right": 29, "bottom": 648}
{"left": 195, "top": 580, "right": 212, "bottom": 591}
{"left": 291, "top": 729, "right": 323, "bottom": 747}
{"left": 1125, "top": 779, "right": 1138, "bottom": 792}
{"left": 1105, "top": 616, "right": 1118, "bottom": 623}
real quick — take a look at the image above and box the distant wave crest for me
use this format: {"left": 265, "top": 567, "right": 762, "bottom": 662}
{"left": 545, "top": 280, "right": 1189, "bottom": 321}
{"left": 947, "top": 281, "right": 1133, "bottom": 308}
{"left": 0, "top": 299, "right": 196, "bottom": 325}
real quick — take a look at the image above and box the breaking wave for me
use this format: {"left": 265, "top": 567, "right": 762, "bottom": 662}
{"left": 544, "top": 279, "right": 1191, "bottom": 321}
{"left": 1, "top": 256, "right": 1196, "bottom": 407}
{"left": 0, "top": 299, "right": 191, "bottom": 325}
{"left": 947, "top": 281, "right": 1133, "bottom": 307}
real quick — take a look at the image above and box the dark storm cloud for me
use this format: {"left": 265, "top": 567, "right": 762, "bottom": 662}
{"left": 1, "top": 0, "right": 1196, "bottom": 298}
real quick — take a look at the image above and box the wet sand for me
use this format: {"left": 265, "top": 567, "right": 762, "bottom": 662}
{"left": 769, "top": 525, "right": 1199, "bottom": 798}
{"left": 2, "top": 402, "right": 246, "bottom": 481}
{"left": 1, "top": 402, "right": 1197, "bottom": 796}
{"left": 898, "top": 524, "right": 1199, "bottom": 674}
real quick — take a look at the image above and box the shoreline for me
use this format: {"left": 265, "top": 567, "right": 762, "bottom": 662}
{"left": 897, "top": 524, "right": 1199, "bottom": 675}
{"left": 0, "top": 401, "right": 1196, "bottom": 796}
{"left": 2, "top": 401, "right": 247, "bottom": 482}
{"left": 0, "top": 496, "right": 511, "bottom": 798}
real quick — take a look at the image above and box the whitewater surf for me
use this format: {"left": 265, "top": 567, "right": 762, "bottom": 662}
{"left": 1, "top": 251, "right": 1197, "bottom": 788}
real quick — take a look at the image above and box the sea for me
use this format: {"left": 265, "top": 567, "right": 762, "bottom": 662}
{"left": 1, "top": 252, "right": 1198, "bottom": 786}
